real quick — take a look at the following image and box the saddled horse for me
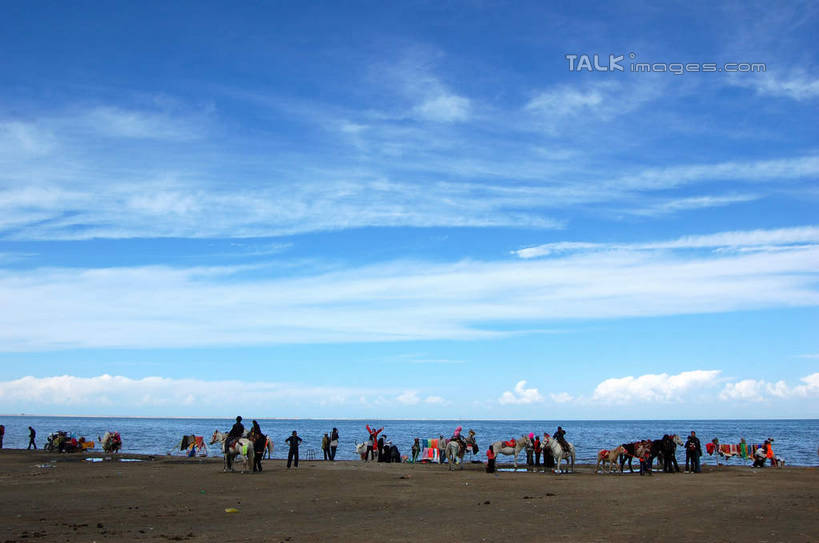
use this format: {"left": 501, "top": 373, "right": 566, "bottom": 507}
{"left": 595, "top": 445, "right": 625, "bottom": 474}
{"left": 489, "top": 435, "right": 529, "bottom": 470}
{"left": 444, "top": 440, "right": 472, "bottom": 470}
{"left": 619, "top": 440, "right": 652, "bottom": 473}
{"left": 542, "top": 434, "right": 575, "bottom": 473}
{"left": 439, "top": 431, "right": 479, "bottom": 465}
{"left": 100, "top": 431, "right": 122, "bottom": 454}
{"left": 210, "top": 430, "right": 255, "bottom": 474}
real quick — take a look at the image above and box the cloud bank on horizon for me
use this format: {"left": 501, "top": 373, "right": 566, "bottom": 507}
{"left": 0, "top": 2, "right": 817, "bottom": 418}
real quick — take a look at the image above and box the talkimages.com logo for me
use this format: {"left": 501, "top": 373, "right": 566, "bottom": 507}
{"left": 566, "top": 53, "right": 766, "bottom": 75}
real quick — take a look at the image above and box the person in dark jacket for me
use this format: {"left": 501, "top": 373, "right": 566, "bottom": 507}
{"left": 285, "top": 431, "right": 302, "bottom": 469}
{"left": 554, "top": 426, "right": 568, "bottom": 451}
{"left": 248, "top": 420, "right": 266, "bottom": 472}
{"left": 225, "top": 416, "right": 244, "bottom": 470}
{"left": 28, "top": 427, "right": 37, "bottom": 450}
{"left": 329, "top": 428, "right": 339, "bottom": 461}
{"left": 0, "top": 424, "right": 5, "bottom": 449}
{"left": 377, "top": 435, "right": 385, "bottom": 462}
{"left": 685, "top": 431, "right": 702, "bottom": 473}
{"left": 321, "top": 433, "right": 330, "bottom": 460}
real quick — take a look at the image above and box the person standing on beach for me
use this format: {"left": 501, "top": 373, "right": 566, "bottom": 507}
{"left": 411, "top": 438, "right": 420, "bottom": 463}
{"left": 685, "top": 431, "right": 702, "bottom": 473}
{"left": 249, "top": 420, "right": 266, "bottom": 472}
{"left": 365, "top": 424, "right": 382, "bottom": 461}
{"left": 0, "top": 424, "right": 4, "bottom": 449}
{"left": 321, "top": 433, "right": 330, "bottom": 460}
{"left": 486, "top": 445, "right": 496, "bottom": 473}
{"left": 285, "top": 431, "right": 302, "bottom": 469}
{"left": 27, "top": 426, "right": 37, "bottom": 450}
{"left": 329, "top": 428, "right": 339, "bottom": 461}
{"left": 377, "top": 434, "right": 385, "bottom": 462}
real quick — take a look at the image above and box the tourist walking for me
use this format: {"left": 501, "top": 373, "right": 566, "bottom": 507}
{"left": 285, "top": 430, "right": 302, "bottom": 469}
{"left": 27, "top": 426, "right": 37, "bottom": 450}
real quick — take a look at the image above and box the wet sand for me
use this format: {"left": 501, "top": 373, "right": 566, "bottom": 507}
{"left": 0, "top": 449, "right": 817, "bottom": 542}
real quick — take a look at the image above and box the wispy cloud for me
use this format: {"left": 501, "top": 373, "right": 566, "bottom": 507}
{"left": 622, "top": 193, "right": 761, "bottom": 217}
{"left": 1, "top": 231, "right": 817, "bottom": 350}
{"left": 0, "top": 374, "right": 454, "bottom": 414}
{"left": 514, "top": 225, "right": 819, "bottom": 258}
{"left": 733, "top": 72, "right": 819, "bottom": 101}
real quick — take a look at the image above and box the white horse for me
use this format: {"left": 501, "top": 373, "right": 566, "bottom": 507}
{"left": 210, "top": 430, "right": 254, "bottom": 474}
{"left": 543, "top": 434, "right": 575, "bottom": 473}
{"left": 489, "top": 435, "right": 529, "bottom": 470}
{"left": 100, "top": 431, "right": 122, "bottom": 454}
{"left": 444, "top": 440, "right": 464, "bottom": 470}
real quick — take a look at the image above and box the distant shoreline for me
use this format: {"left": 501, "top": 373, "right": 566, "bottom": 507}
{"left": 2, "top": 414, "right": 817, "bottom": 421}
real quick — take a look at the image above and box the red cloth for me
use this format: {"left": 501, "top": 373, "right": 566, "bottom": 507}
{"left": 706, "top": 442, "right": 716, "bottom": 455}
{"left": 365, "top": 425, "right": 383, "bottom": 443}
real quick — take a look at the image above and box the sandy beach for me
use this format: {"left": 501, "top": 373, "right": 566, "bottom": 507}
{"left": 0, "top": 449, "right": 816, "bottom": 542}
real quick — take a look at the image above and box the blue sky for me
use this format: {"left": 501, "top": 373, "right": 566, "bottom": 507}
{"left": 0, "top": 1, "right": 817, "bottom": 418}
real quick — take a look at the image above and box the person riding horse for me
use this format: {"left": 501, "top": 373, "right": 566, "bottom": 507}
{"left": 451, "top": 426, "right": 466, "bottom": 451}
{"left": 225, "top": 416, "right": 244, "bottom": 469}
{"left": 555, "top": 426, "right": 569, "bottom": 451}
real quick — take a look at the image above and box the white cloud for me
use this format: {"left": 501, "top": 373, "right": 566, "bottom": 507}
{"left": 525, "top": 79, "right": 664, "bottom": 127}
{"left": 396, "top": 391, "right": 421, "bottom": 405}
{"left": 0, "top": 374, "right": 373, "bottom": 409}
{"left": 592, "top": 370, "right": 722, "bottom": 403}
{"left": 413, "top": 93, "right": 471, "bottom": 122}
{"left": 82, "top": 106, "right": 203, "bottom": 140}
{"left": 718, "top": 374, "right": 818, "bottom": 401}
{"left": 793, "top": 373, "right": 819, "bottom": 397}
{"left": 735, "top": 72, "right": 819, "bottom": 101}
{"left": 499, "top": 380, "right": 543, "bottom": 405}
{"left": 514, "top": 225, "right": 819, "bottom": 259}
{"left": 550, "top": 392, "right": 574, "bottom": 403}
{"left": 1, "top": 234, "right": 818, "bottom": 350}
{"left": 624, "top": 194, "right": 761, "bottom": 217}
{"left": 424, "top": 395, "right": 446, "bottom": 405}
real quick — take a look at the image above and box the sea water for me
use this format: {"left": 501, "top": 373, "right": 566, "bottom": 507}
{"left": 1, "top": 416, "right": 817, "bottom": 466}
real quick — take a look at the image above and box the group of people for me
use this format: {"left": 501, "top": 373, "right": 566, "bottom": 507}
{"left": 363, "top": 424, "right": 400, "bottom": 462}
{"left": 320, "top": 428, "right": 339, "bottom": 461}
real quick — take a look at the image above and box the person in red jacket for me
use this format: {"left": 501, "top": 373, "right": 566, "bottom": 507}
{"left": 365, "top": 424, "right": 382, "bottom": 462}
{"left": 486, "top": 445, "right": 496, "bottom": 473}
